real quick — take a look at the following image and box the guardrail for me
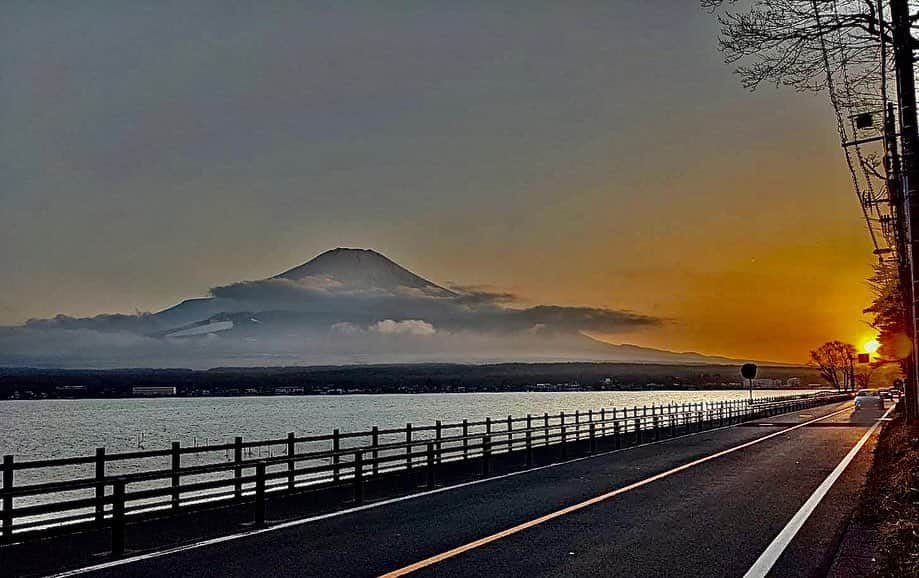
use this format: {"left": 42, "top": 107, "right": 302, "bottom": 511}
{"left": 0, "top": 392, "right": 849, "bottom": 556}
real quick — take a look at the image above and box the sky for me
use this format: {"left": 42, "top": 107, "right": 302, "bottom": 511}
{"left": 0, "top": 1, "right": 877, "bottom": 364}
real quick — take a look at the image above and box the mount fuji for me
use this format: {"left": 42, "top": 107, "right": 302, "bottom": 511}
{"left": 1, "top": 248, "right": 743, "bottom": 368}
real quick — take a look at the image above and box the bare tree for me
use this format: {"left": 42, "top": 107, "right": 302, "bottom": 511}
{"left": 701, "top": 0, "right": 894, "bottom": 95}
{"left": 702, "top": 1, "right": 898, "bottom": 252}
{"left": 810, "top": 340, "right": 857, "bottom": 389}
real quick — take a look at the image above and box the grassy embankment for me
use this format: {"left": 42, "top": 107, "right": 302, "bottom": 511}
{"left": 857, "top": 406, "right": 919, "bottom": 576}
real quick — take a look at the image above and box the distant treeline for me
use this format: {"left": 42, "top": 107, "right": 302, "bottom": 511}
{"left": 0, "top": 363, "right": 823, "bottom": 399}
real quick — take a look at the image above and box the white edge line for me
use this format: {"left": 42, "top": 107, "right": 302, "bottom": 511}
{"left": 742, "top": 404, "right": 895, "bottom": 578}
{"left": 46, "top": 403, "right": 851, "bottom": 578}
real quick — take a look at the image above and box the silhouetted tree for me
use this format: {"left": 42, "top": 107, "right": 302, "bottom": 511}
{"left": 855, "top": 366, "right": 875, "bottom": 388}
{"left": 810, "top": 340, "right": 857, "bottom": 389}
{"left": 864, "top": 259, "right": 911, "bottom": 370}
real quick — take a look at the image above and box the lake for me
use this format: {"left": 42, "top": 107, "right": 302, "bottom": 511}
{"left": 0, "top": 389, "right": 822, "bottom": 461}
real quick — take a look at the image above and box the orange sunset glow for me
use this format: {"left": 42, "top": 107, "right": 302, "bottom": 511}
{"left": 0, "top": 2, "right": 882, "bottom": 367}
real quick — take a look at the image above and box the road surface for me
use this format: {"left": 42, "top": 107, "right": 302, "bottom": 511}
{"left": 65, "top": 400, "right": 887, "bottom": 578}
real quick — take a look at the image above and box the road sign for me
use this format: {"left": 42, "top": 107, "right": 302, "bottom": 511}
{"left": 740, "top": 363, "right": 757, "bottom": 380}
{"left": 741, "top": 363, "right": 757, "bottom": 403}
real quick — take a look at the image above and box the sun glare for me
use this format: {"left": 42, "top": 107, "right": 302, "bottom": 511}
{"left": 863, "top": 339, "right": 880, "bottom": 354}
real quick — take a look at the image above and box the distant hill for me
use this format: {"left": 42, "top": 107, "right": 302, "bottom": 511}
{"left": 0, "top": 362, "right": 819, "bottom": 399}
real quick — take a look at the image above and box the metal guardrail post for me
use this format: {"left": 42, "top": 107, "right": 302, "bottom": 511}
{"left": 171, "top": 441, "right": 180, "bottom": 510}
{"left": 589, "top": 423, "right": 596, "bottom": 454}
{"left": 506, "top": 415, "right": 513, "bottom": 446}
{"left": 462, "top": 420, "right": 469, "bottom": 460}
{"left": 435, "top": 421, "right": 443, "bottom": 464}
{"left": 405, "top": 423, "right": 413, "bottom": 474}
{"left": 2, "top": 455, "right": 12, "bottom": 541}
{"left": 111, "top": 478, "right": 126, "bottom": 558}
{"left": 614, "top": 421, "right": 622, "bottom": 449}
{"left": 333, "top": 429, "right": 341, "bottom": 482}
{"left": 354, "top": 452, "right": 364, "bottom": 505}
{"left": 255, "top": 461, "right": 266, "bottom": 527}
{"left": 635, "top": 418, "right": 642, "bottom": 444}
{"left": 653, "top": 416, "right": 660, "bottom": 441}
{"left": 426, "top": 443, "right": 435, "bottom": 489}
{"left": 371, "top": 426, "right": 380, "bottom": 476}
{"left": 287, "top": 432, "right": 295, "bottom": 490}
{"left": 234, "top": 436, "right": 243, "bottom": 500}
{"left": 95, "top": 447, "right": 105, "bottom": 524}
{"left": 544, "top": 413, "right": 550, "bottom": 447}
{"left": 482, "top": 435, "right": 491, "bottom": 476}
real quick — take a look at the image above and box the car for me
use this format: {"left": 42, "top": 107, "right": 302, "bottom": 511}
{"left": 854, "top": 389, "right": 884, "bottom": 410}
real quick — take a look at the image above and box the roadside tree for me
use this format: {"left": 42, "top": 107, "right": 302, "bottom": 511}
{"left": 810, "top": 341, "right": 857, "bottom": 390}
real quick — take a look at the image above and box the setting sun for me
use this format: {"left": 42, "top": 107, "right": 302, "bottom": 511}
{"left": 863, "top": 339, "right": 881, "bottom": 354}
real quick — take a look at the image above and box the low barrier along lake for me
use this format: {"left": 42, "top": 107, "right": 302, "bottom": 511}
{"left": 1, "top": 390, "right": 822, "bottom": 460}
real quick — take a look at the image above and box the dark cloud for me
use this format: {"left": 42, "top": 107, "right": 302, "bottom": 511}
{"left": 24, "top": 313, "right": 165, "bottom": 333}
{"left": 482, "top": 305, "right": 660, "bottom": 335}
{"left": 448, "top": 285, "right": 520, "bottom": 306}
{"left": 200, "top": 277, "right": 659, "bottom": 335}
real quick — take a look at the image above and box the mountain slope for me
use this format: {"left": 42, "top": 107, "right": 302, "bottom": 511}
{"left": 276, "top": 248, "right": 454, "bottom": 295}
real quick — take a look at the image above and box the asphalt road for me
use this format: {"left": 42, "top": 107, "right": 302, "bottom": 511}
{"left": 74, "top": 400, "right": 886, "bottom": 578}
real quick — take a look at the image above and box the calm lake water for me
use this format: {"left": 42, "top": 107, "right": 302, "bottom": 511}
{"left": 0, "top": 390, "right": 822, "bottom": 460}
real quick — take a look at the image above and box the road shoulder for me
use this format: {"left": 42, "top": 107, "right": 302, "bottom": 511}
{"left": 828, "top": 404, "right": 918, "bottom": 578}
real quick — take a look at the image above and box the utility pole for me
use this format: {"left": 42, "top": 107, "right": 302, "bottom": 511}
{"left": 891, "top": 0, "right": 919, "bottom": 420}
{"left": 884, "top": 101, "right": 915, "bottom": 408}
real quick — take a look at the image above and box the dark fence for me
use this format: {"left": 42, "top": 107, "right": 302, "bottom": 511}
{"left": 0, "top": 392, "right": 848, "bottom": 555}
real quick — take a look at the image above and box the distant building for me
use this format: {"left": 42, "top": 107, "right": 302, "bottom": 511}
{"left": 132, "top": 386, "right": 176, "bottom": 397}
{"left": 274, "top": 386, "right": 305, "bottom": 395}
{"left": 530, "top": 382, "right": 582, "bottom": 392}
{"left": 750, "top": 378, "right": 783, "bottom": 388}
{"left": 55, "top": 385, "right": 86, "bottom": 396}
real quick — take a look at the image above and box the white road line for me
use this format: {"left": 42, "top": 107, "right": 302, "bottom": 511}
{"left": 377, "top": 406, "right": 852, "bottom": 577}
{"left": 46, "top": 403, "right": 849, "bottom": 578}
{"left": 742, "top": 405, "right": 895, "bottom": 578}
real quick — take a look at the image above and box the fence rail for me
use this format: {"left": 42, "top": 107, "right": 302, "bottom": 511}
{"left": 0, "top": 392, "right": 849, "bottom": 553}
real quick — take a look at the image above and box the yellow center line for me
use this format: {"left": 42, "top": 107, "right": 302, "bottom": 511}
{"left": 379, "top": 405, "right": 852, "bottom": 577}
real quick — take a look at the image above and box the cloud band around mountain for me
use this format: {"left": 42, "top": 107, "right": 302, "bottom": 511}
{"left": 203, "top": 276, "right": 660, "bottom": 335}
